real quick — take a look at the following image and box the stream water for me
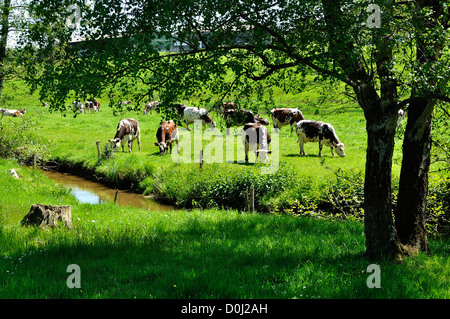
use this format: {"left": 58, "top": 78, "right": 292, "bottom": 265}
{"left": 43, "top": 170, "right": 175, "bottom": 211}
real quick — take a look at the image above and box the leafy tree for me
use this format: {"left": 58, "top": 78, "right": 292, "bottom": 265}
{"left": 20, "top": 0, "right": 449, "bottom": 260}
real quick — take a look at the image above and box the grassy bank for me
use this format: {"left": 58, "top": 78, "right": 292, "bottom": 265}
{"left": 1, "top": 158, "right": 449, "bottom": 299}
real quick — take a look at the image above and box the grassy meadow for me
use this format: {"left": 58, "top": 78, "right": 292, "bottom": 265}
{"left": 1, "top": 78, "right": 449, "bottom": 299}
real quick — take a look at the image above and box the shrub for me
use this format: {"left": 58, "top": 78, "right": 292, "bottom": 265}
{"left": 150, "top": 162, "right": 298, "bottom": 211}
{"left": 0, "top": 117, "right": 51, "bottom": 165}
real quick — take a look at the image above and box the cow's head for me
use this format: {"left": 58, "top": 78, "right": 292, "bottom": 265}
{"left": 256, "top": 116, "right": 269, "bottom": 126}
{"left": 335, "top": 143, "right": 346, "bottom": 157}
{"left": 208, "top": 121, "right": 216, "bottom": 129}
{"left": 109, "top": 138, "right": 121, "bottom": 150}
{"left": 255, "top": 149, "right": 272, "bottom": 163}
{"left": 155, "top": 141, "right": 168, "bottom": 155}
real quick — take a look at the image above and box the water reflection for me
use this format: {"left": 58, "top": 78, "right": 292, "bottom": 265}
{"left": 43, "top": 170, "right": 174, "bottom": 211}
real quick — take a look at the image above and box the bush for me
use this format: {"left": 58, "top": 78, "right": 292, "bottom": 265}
{"left": 426, "top": 177, "right": 450, "bottom": 237}
{"left": 0, "top": 117, "right": 51, "bottom": 165}
{"left": 150, "top": 162, "right": 298, "bottom": 211}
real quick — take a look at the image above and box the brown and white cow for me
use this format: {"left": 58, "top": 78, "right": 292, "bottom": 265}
{"left": 109, "top": 118, "right": 141, "bottom": 153}
{"left": 242, "top": 123, "right": 272, "bottom": 163}
{"left": 143, "top": 101, "right": 160, "bottom": 115}
{"left": 85, "top": 99, "right": 100, "bottom": 112}
{"left": 295, "top": 120, "right": 345, "bottom": 157}
{"left": 176, "top": 104, "right": 216, "bottom": 129}
{"left": 223, "top": 109, "right": 269, "bottom": 135}
{"left": 218, "top": 102, "right": 238, "bottom": 114}
{"left": 154, "top": 120, "right": 179, "bottom": 155}
{"left": 271, "top": 108, "right": 305, "bottom": 133}
{"left": 0, "top": 108, "right": 26, "bottom": 117}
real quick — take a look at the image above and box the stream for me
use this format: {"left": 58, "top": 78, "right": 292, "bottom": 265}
{"left": 43, "top": 170, "right": 175, "bottom": 211}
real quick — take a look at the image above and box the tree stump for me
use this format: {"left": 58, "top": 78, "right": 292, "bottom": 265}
{"left": 21, "top": 204, "right": 72, "bottom": 229}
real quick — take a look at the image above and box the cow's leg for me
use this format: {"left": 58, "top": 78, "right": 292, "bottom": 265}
{"left": 128, "top": 139, "right": 133, "bottom": 153}
{"left": 245, "top": 141, "right": 249, "bottom": 163}
{"left": 138, "top": 135, "right": 141, "bottom": 151}
{"left": 299, "top": 140, "right": 305, "bottom": 156}
{"left": 318, "top": 139, "right": 323, "bottom": 157}
{"left": 176, "top": 140, "right": 180, "bottom": 154}
{"left": 330, "top": 146, "right": 335, "bottom": 156}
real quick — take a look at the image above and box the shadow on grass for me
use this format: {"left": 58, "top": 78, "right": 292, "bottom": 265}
{"left": 2, "top": 214, "right": 449, "bottom": 299}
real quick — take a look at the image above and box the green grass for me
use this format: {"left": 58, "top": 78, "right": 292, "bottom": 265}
{"left": 1, "top": 158, "right": 449, "bottom": 299}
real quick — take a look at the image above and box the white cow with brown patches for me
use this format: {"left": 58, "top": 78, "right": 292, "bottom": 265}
{"left": 143, "top": 101, "right": 160, "bottom": 115}
{"left": 109, "top": 118, "right": 141, "bottom": 153}
{"left": 176, "top": 104, "right": 216, "bottom": 129}
{"left": 0, "top": 108, "right": 26, "bottom": 117}
{"left": 295, "top": 120, "right": 345, "bottom": 157}
{"left": 242, "top": 123, "right": 272, "bottom": 163}
{"left": 271, "top": 108, "right": 305, "bottom": 133}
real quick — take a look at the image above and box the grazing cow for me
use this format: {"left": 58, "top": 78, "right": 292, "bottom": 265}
{"left": 223, "top": 109, "right": 269, "bottom": 134}
{"left": 154, "top": 120, "right": 180, "bottom": 155}
{"left": 72, "top": 101, "right": 84, "bottom": 114}
{"left": 176, "top": 104, "right": 216, "bottom": 129}
{"left": 271, "top": 108, "right": 306, "bottom": 132}
{"left": 85, "top": 99, "right": 100, "bottom": 112}
{"left": 218, "top": 102, "right": 238, "bottom": 114}
{"left": 295, "top": 120, "right": 345, "bottom": 157}
{"left": 242, "top": 123, "right": 272, "bottom": 163}
{"left": 109, "top": 118, "right": 141, "bottom": 153}
{"left": 143, "top": 101, "right": 160, "bottom": 115}
{"left": 0, "top": 108, "right": 26, "bottom": 117}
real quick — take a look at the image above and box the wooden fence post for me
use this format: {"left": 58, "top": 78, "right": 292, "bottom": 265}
{"left": 114, "top": 189, "right": 119, "bottom": 204}
{"left": 199, "top": 149, "right": 204, "bottom": 170}
{"left": 96, "top": 141, "right": 101, "bottom": 159}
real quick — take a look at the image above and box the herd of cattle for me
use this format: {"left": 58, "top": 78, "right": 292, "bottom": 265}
{"left": 107, "top": 101, "right": 348, "bottom": 162}
{"left": 2, "top": 99, "right": 410, "bottom": 163}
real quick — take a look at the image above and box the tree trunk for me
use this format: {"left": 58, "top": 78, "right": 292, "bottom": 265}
{"left": 363, "top": 112, "right": 403, "bottom": 259}
{"left": 395, "top": 98, "right": 434, "bottom": 254}
{"left": 0, "top": 0, "right": 11, "bottom": 97}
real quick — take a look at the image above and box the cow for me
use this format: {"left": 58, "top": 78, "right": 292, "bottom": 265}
{"left": 109, "top": 118, "right": 141, "bottom": 153}
{"left": 154, "top": 120, "right": 180, "bottom": 155}
{"left": 242, "top": 123, "right": 272, "bottom": 163}
{"left": 218, "top": 102, "right": 238, "bottom": 114}
{"left": 85, "top": 99, "right": 100, "bottom": 112}
{"left": 295, "top": 120, "right": 345, "bottom": 157}
{"left": 72, "top": 101, "right": 84, "bottom": 114}
{"left": 223, "top": 109, "right": 269, "bottom": 135}
{"left": 0, "top": 108, "right": 26, "bottom": 117}
{"left": 143, "top": 101, "right": 160, "bottom": 115}
{"left": 176, "top": 104, "right": 216, "bottom": 129}
{"left": 270, "top": 108, "right": 306, "bottom": 133}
